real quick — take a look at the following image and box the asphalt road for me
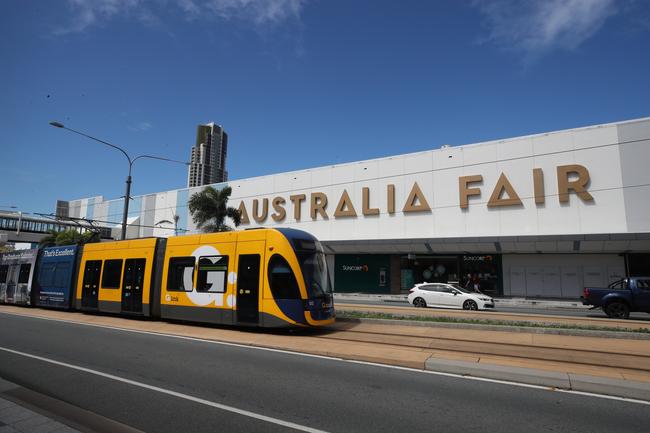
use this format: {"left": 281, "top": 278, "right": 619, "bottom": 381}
{"left": 339, "top": 299, "right": 650, "bottom": 320}
{"left": 0, "top": 312, "right": 649, "bottom": 433}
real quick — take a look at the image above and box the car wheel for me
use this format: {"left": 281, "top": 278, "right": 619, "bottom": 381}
{"left": 413, "top": 297, "right": 427, "bottom": 308}
{"left": 463, "top": 300, "right": 478, "bottom": 311}
{"left": 605, "top": 302, "right": 630, "bottom": 319}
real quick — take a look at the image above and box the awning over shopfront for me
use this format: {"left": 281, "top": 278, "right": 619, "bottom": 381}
{"left": 323, "top": 233, "right": 650, "bottom": 254}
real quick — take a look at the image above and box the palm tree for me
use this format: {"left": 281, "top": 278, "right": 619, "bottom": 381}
{"left": 188, "top": 186, "right": 241, "bottom": 233}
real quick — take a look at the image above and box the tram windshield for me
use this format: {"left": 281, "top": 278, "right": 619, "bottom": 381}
{"left": 294, "top": 239, "right": 332, "bottom": 298}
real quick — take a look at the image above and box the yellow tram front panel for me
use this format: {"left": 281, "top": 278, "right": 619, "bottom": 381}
{"left": 261, "top": 229, "right": 335, "bottom": 327}
{"left": 76, "top": 238, "right": 157, "bottom": 315}
{"left": 259, "top": 229, "right": 307, "bottom": 326}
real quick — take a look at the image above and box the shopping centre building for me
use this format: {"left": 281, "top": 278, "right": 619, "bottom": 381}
{"left": 61, "top": 117, "right": 650, "bottom": 298}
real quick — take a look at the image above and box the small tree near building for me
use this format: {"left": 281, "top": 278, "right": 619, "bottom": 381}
{"left": 39, "top": 229, "right": 100, "bottom": 248}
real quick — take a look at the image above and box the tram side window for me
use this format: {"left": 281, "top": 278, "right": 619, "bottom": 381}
{"left": 18, "top": 264, "right": 31, "bottom": 284}
{"left": 197, "top": 256, "right": 228, "bottom": 293}
{"left": 268, "top": 254, "right": 301, "bottom": 300}
{"left": 167, "top": 257, "right": 195, "bottom": 292}
{"left": 0, "top": 265, "right": 8, "bottom": 283}
{"left": 38, "top": 263, "right": 57, "bottom": 287}
{"left": 53, "top": 263, "right": 71, "bottom": 288}
{"left": 101, "top": 260, "right": 123, "bottom": 289}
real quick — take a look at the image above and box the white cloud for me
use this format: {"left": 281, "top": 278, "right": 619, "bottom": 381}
{"left": 54, "top": 0, "right": 306, "bottom": 35}
{"left": 54, "top": 0, "right": 143, "bottom": 35}
{"left": 202, "top": 0, "right": 305, "bottom": 24}
{"left": 472, "top": 0, "right": 618, "bottom": 60}
{"left": 129, "top": 121, "right": 153, "bottom": 132}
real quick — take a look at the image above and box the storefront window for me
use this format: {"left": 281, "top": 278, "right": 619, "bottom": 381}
{"left": 400, "top": 254, "right": 502, "bottom": 296}
{"left": 400, "top": 256, "right": 459, "bottom": 288}
{"left": 460, "top": 255, "right": 501, "bottom": 297}
{"left": 628, "top": 254, "right": 650, "bottom": 277}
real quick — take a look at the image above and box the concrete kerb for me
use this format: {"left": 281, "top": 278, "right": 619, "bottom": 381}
{"left": 335, "top": 317, "right": 650, "bottom": 340}
{"left": 567, "top": 374, "right": 650, "bottom": 402}
{"left": 424, "top": 357, "right": 571, "bottom": 388}
{"left": 423, "top": 357, "right": 650, "bottom": 401}
{"left": 0, "top": 378, "right": 85, "bottom": 433}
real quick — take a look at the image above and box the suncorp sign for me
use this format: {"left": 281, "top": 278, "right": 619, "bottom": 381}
{"left": 341, "top": 264, "right": 369, "bottom": 272}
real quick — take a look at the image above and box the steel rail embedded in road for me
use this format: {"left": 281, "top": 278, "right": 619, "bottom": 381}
{"left": 315, "top": 325, "right": 650, "bottom": 373}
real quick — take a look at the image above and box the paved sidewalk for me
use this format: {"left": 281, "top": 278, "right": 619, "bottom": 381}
{"left": 0, "top": 379, "right": 81, "bottom": 433}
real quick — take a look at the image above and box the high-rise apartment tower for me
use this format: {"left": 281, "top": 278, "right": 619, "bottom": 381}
{"left": 187, "top": 122, "right": 228, "bottom": 188}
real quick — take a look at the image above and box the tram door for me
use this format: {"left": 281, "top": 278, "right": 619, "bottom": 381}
{"left": 82, "top": 260, "right": 102, "bottom": 309}
{"left": 15, "top": 264, "right": 32, "bottom": 304}
{"left": 121, "top": 259, "right": 145, "bottom": 313}
{"left": 0, "top": 265, "right": 7, "bottom": 301}
{"left": 5, "top": 265, "right": 18, "bottom": 302}
{"left": 236, "top": 246, "right": 262, "bottom": 324}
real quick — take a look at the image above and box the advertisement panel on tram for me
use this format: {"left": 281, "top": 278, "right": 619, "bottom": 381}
{"left": 33, "top": 245, "right": 79, "bottom": 309}
{"left": 0, "top": 248, "right": 38, "bottom": 305}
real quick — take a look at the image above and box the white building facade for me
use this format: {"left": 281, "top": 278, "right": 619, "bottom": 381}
{"left": 63, "top": 118, "right": 650, "bottom": 298}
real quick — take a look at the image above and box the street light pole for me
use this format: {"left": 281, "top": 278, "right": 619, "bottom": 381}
{"left": 122, "top": 172, "right": 132, "bottom": 241}
{"left": 49, "top": 121, "right": 189, "bottom": 240}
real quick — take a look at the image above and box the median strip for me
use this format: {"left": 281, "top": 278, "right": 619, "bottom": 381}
{"left": 337, "top": 310, "right": 650, "bottom": 337}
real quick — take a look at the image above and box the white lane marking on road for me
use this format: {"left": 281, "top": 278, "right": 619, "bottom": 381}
{"left": 0, "top": 345, "right": 330, "bottom": 433}
{"left": 345, "top": 359, "right": 650, "bottom": 405}
{"left": 2, "top": 310, "right": 649, "bottom": 406}
{"left": 0, "top": 311, "right": 342, "bottom": 362}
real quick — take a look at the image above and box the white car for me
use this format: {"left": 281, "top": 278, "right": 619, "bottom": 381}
{"left": 407, "top": 283, "right": 494, "bottom": 311}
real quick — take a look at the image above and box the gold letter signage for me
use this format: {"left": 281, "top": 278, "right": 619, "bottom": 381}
{"left": 334, "top": 190, "right": 357, "bottom": 218}
{"left": 459, "top": 175, "right": 483, "bottom": 209}
{"left": 236, "top": 164, "right": 594, "bottom": 225}
{"left": 557, "top": 164, "right": 594, "bottom": 203}
{"left": 487, "top": 173, "right": 522, "bottom": 207}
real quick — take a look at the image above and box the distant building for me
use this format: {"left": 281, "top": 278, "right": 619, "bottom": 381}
{"left": 187, "top": 122, "right": 228, "bottom": 188}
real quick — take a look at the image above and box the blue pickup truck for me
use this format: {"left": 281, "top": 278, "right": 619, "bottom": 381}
{"left": 581, "top": 277, "right": 650, "bottom": 319}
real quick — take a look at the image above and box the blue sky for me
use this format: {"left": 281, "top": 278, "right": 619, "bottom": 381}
{"left": 2, "top": 0, "right": 649, "bottom": 215}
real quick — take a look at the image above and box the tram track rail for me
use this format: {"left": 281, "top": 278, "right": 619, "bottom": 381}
{"left": 316, "top": 322, "right": 650, "bottom": 374}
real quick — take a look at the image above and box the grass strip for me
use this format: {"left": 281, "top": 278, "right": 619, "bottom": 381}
{"left": 338, "top": 310, "right": 650, "bottom": 334}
